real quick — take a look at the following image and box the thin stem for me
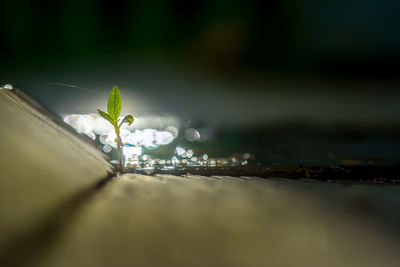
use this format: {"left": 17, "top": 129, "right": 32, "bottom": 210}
{"left": 115, "top": 127, "right": 126, "bottom": 173}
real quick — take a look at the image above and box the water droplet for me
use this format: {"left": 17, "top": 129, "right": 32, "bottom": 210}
{"left": 123, "top": 146, "right": 142, "bottom": 160}
{"left": 165, "top": 126, "right": 179, "bottom": 138}
{"left": 143, "top": 167, "right": 155, "bottom": 175}
{"left": 103, "top": 144, "right": 112, "bottom": 153}
{"left": 156, "top": 131, "right": 174, "bottom": 145}
{"left": 142, "top": 129, "right": 158, "bottom": 149}
{"left": 86, "top": 131, "right": 96, "bottom": 141}
{"left": 185, "top": 128, "right": 200, "bottom": 142}
{"left": 176, "top": 147, "right": 185, "bottom": 156}
{"left": 186, "top": 149, "right": 193, "bottom": 158}
{"left": 99, "top": 134, "right": 108, "bottom": 144}
{"left": 171, "top": 156, "right": 180, "bottom": 165}
{"left": 3, "top": 84, "right": 13, "bottom": 90}
{"left": 243, "top": 153, "right": 251, "bottom": 160}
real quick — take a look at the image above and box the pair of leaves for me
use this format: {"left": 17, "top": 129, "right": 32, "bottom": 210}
{"left": 97, "top": 86, "right": 134, "bottom": 129}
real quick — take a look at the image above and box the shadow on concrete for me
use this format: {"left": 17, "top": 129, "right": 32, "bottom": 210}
{"left": 0, "top": 173, "right": 114, "bottom": 267}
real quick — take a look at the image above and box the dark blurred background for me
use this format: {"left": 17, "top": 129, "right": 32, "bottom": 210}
{"left": 1, "top": 0, "right": 400, "bottom": 77}
{"left": 1, "top": 0, "right": 400, "bottom": 164}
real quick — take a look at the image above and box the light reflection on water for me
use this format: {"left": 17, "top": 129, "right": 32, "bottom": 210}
{"left": 64, "top": 113, "right": 179, "bottom": 149}
{"left": 64, "top": 113, "right": 249, "bottom": 173}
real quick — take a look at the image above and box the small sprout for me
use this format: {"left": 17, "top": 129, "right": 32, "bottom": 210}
{"left": 97, "top": 86, "right": 134, "bottom": 173}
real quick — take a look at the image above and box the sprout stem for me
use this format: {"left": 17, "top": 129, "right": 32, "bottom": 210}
{"left": 115, "top": 128, "right": 126, "bottom": 173}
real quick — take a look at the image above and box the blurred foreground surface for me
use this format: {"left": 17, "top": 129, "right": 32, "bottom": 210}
{"left": 34, "top": 174, "right": 400, "bottom": 267}
{"left": 1, "top": 87, "right": 400, "bottom": 267}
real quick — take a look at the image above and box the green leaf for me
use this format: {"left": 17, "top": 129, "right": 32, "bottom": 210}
{"left": 107, "top": 86, "right": 121, "bottom": 121}
{"left": 119, "top": 115, "right": 134, "bottom": 128}
{"left": 97, "top": 109, "right": 115, "bottom": 125}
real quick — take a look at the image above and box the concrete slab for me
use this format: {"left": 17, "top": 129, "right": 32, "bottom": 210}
{"left": 0, "top": 88, "right": 112, "bottom": 254}
{"left": 35, "top": 174, "right": 400, "bottom": 267}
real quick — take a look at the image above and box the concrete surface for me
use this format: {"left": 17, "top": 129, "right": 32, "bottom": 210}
{"left": 34, "top": 174, "right": 400, "bottom": 267}
{"left": 0, "top": 88, "right": 112, "bottom": 257}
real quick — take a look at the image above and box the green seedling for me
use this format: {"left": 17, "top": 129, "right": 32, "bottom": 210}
{"left": 97, "top": 86, "right": 134, "bottom": 173}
